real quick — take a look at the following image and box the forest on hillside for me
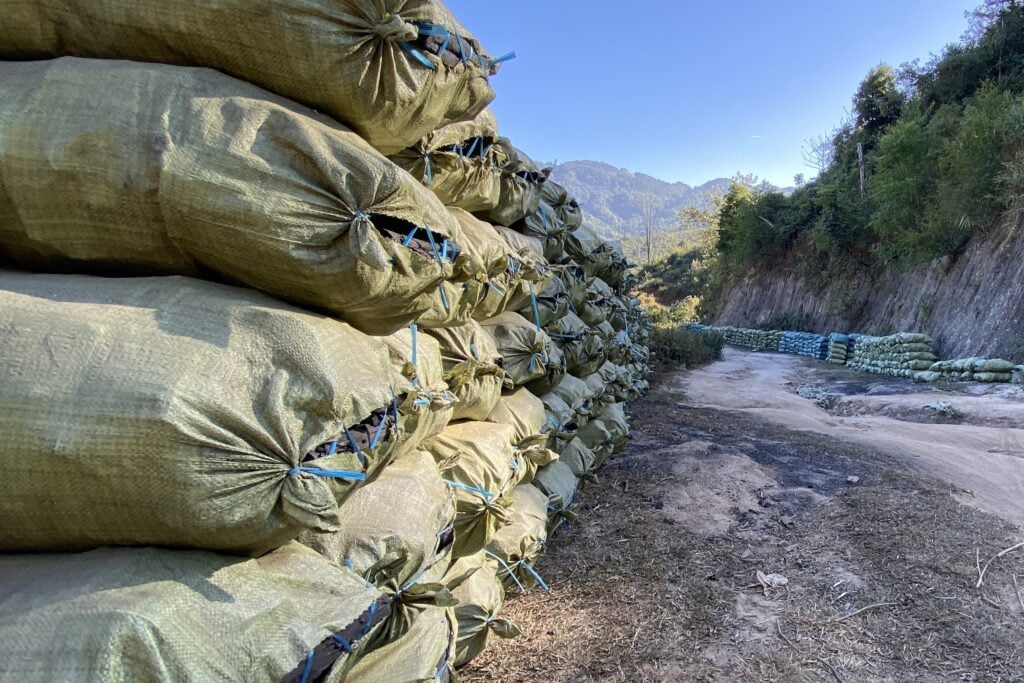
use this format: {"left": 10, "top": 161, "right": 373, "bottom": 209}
{"left": 642, "top": 0, "right": 1024, "bottom": 327}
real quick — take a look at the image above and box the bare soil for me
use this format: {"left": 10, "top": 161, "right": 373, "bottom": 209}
{"left": 463, "top": 350, "right": 1024, "bottom": 682}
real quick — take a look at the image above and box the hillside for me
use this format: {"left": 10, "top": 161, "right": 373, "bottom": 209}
{"left": 548, "top": 161, "right": 731, "bottom": 239}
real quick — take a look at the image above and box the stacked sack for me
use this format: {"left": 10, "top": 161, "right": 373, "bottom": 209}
{"left": 779, "top": 331, "right": 830, "bottom": 359}
{"left": 710, "top": 326, "right": 783, "bottom": 352}
{"left": 845, "top": 333, "right": 937, "bottom": 378}
{"left": 915, "top": 358, "right": 1019, "bottom": 384}
{"left": 827, "top": 334, "right": 851, "bottom": 365}
{"left": 0, "top": 3, "right": 651, "bottom": 679}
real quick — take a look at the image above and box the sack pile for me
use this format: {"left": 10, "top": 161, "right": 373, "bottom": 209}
{"left": 827, "top": 334, "right": 851, "bottom": 365}
{"left": 845, "top": 333, "right": 937, "bottom": 378}
{"left": 0, "top": 2, "right": 651, "bottom": 679}
{"left": 707, "top": 326, "right": 782, "bottom": 352}
{"left": 709, "top": 323, "right": 1021, "bottom": 386}
{"left": 779, "top": 331, "right": 830, "bottom": 359}
{"left": 914, "top": 358, "right": 1019, "bottom": 383}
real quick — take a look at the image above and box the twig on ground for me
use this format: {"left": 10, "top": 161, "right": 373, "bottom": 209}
{"left": 976, "top": 542, "right": 1024, "bottom": 589}
{"left": 981, "top": 595, "right": 1003, "bottom": 610}
{"left": 1013, "top": 575, "right": 1024, "bottom": 613}
{"left": 832, "top": 602, "right": 897, "bottom": 622}
{"left": 819, "top": 658, "right": 845, "bottom": 683}
{"left": 776, "top": 620, "right": 800, "bottom": 651}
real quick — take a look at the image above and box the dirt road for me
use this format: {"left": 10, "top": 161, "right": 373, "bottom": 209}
{"left": 465, "top": 349, "right": 1024, "bottom": 682}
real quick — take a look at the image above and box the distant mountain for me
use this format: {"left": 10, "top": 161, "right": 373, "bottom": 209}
{"left": 547, "top": 161, "right": 732, "bottom": 240}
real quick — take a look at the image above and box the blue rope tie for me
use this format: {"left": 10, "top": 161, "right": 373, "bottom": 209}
{"left": 410, "top": 324, "right": 419, "bottom": 373}
{"left": 423, "top": 152, "right": 433, "bottom": 185}
{"left": 402, "top": 228, "right": 417, "bottom": 247}
{"left": 288, "top": 467, "right": 366, "bottom": 482}
{"left": 423, "top": 224, "right": 442, "bottom": 263}
{"left": 443, "top": 479, "right": 494, "bottom": 500}
{"left": 489, "top": 51, "right": 518, "bottom": 67}
{"left": 439, "top": 285, "right": 450, "bottom": 313}
{"left": 521, "top": 562, "right": 549, "bottom": 591}
{"left": 342, "top": 426, "right": 361, "bottom": 457}
{"left": 484, "top": 550, "right": 527, "bottom": 594}
{"left": 399, "top": 41, "right": 436, "bottom": 70}
{"left": 529, "top": 282, "right": 542, "bottom": 331}
{"left": 331, "top": 634, "right": 353, "bottom": 654}
{"left": 369, "top": 411, "right": 387, "bottom": 449}
{"left": 298, "top": 651, "right": 314, "bottom": 683}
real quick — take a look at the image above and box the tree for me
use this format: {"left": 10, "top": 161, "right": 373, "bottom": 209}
{"left": 793, "top": 173, "right": 806, "bottom": 188}
{"left": 802, "top": 134, "right": 834, "bottom": 173}
{"left": 641, "top": 194, "right": 655, "bottom": 265}
{"left": 853, "top": 64, "right": 904, "bottom": 137}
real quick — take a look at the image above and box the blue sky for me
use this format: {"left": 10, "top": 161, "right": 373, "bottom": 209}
{"left": 447, "top": 0, "right": 980, "bottom": 187}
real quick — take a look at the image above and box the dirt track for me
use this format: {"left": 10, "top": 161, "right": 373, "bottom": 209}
{"left": 464, "top": 349, "right": 1024, "bottom": 682}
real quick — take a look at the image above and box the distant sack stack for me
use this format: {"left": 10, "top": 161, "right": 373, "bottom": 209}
{"left": 915, "top": 357, "right": 1018, "bottom": 383}
{"left": 827, "top": 334, "right": 851, "bottom": 365}
{"left": 710, "top": 326, "right": 782, "bottom": 352}
{"left": 846, "top": 333, "right": 936, "bottom": 378}
{"left": 779, "top": 332, "right": 829, "bottom": 360}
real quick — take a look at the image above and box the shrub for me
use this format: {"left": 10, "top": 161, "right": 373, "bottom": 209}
{"left": 649, "top": 327, "right": 725, "bottom": 369}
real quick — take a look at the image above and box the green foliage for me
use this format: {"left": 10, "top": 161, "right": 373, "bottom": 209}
{"left": 854, "top": 65, "right": 905, "bottom": 136}
{"left": 648, "top": 327, "right": 725, "bottom": 369}
{"left": 871, "top": 85, "right": 1024, "bottom": 261}
{"left": 711, "top": 1, "right": 1024, "bottom": 281}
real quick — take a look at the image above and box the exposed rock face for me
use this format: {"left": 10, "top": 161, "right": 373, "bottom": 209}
{"left": 716, "top": 227, "right": 1024, "bottom": 361}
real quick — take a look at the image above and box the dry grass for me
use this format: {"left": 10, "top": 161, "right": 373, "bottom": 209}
{"left": 461, "top": 375, "right": 1024, "bottom": 682}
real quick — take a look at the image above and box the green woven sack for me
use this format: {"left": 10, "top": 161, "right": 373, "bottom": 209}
{"left": 342, "top": 606, "right": 458, "bottom": 683}
{"left": 531, "top": 460, "right": 580, "bottom": 530}
{"left": 549, "top": 374, "right": 596, "bottom": 425}
{"left": 0, "top": 543, "right": 390, "bottom": 683}
{"left": 475, "top": 141, "right": 550, "bottom": 226}
{"left": 972, "top": 358, "right": 1017, "bottom": 373}
{"left": 486, "top": 485, "right": 550, "bottom": 591}
{"left": 298, "top": 450, "right": 454, "bottom": 591}
{"left": 0, "top": 0, "right": 500, "bottom": 155}
{"left": 0, "top": 272, "right": 432, "bottom": 554}
{"left": 513, "top": 201, "right": 568, "bottom": 262}
{"left": 443, "top": 552, "right": 522, "bottom": 666}
{"left": 543, "top": 311, "right": 589, "bottom": 370}
{"left": 573, "top": 331, "right": 610, "bottom": 377}
{"left": 390, "top": 109, "right": 502, "bottom": 211}
{"left": 480, "top": 311, "right": 556, "bottom": 387}
{"left": 577, "top": 419, "right": 615, "bottom": 467}
{"left": 424, "top": 422, "right": 522, "bottom": 557}
{"left": 541, "top": 179, "right": 583, "bottom": 230}
{"left": 486, "top": 387, "right": 551, "bottom": 448}
{"left": 379, "top": 328, "right": 458, "bottom": 460}
{"left": 524, "top": 340, "right": 568, "bottom": 396}
{"left": 426, "top": 320, "right": 510, "bottom": 421}
{"left": 552, "top": 263, "right": 589, "bottom": 309}
{"left": 0, "top": 58, "right": 476, "bottom": 335}
{"left": 974, "top": 372, "right": 1012, "bottom": 383}
{"left": 497, "top": 227, "right": 553, "bottom": 312}
{"left": 540, "top": 393, "right": 580, "bottom": 441}
{"left": 559, "top": 437, "right": 598, "bottom": 480}
{"left": 515, "top": 274, "right": 571, "bottom": 328}
{"left": 448, "top": 208, "right": 525, "bottom": 322}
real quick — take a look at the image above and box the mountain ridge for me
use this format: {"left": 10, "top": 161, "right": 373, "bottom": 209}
{"left": 547, "top": 160, "right": 732, "bottom": 240}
